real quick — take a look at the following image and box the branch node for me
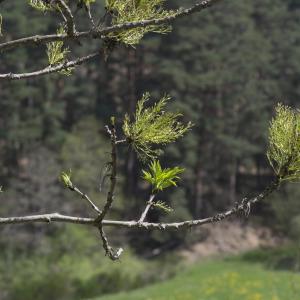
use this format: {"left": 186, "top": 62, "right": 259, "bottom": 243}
{"left": 212, "top": 213, "right": 226, "bottom": 222}
{"left": 241, "top": 198, "right": 251, "bottom": 218}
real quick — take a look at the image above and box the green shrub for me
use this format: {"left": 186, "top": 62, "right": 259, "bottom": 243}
{"left": 238, "top": 245, "right": 300, "bottom": 272}
{"left": 0, "top": 225, "right": 180, "bottom": 300}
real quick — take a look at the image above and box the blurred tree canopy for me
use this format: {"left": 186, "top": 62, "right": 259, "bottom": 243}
{"left": 0, "top": 0, "right": 300, "bottom": 298}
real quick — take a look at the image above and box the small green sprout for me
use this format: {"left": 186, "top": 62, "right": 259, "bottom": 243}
{"left": 123, "top": 93, "right": 192, "bottom": 160}
{"left": 46, "top": 27, "right": 73, "bottom": 76}
{"left": 142, "top": 160, "right": 184, "bottom": 192}
{"left": 153, "top": 200, "right": 173, "bottom": 213}
{"left": 59, "top": 170, "right": 73, "bottom": 189}
{"left": 267, "top": 103, "right": 300, "bottom": 181}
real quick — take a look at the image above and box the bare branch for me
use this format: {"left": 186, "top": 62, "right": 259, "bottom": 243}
{"left": 115, "top": 139, "right": 127, "bottom": 145}
{"left": 0, "top": 51, "right": 101, "bottom": 80}
{"left": 70, "top": 185, "right": 101, "bottom": 215}
{"left": 0, "top": 213, "right": 95, "bottom": 226}
{"left": 0, "top": 0, "right": 222, "bottom": 53}
{"left": 85, "top": 3, "right": 95, "bottom": 28}
{"left": 98, "top": 225, "right": 123, "bottom": 260}
{"left": 138, "top": 194, "right": 156, "bottom": 224}
{"left": 0, "top": 179, "right": 280, "bottom": 230}
{"left": 95, "top": 121, "right": 121, "bottom": 260}
{"left": 0, "top": 33, "right": 73, "bottom": 52}
{"left": 97, "top": 123, "right": 118, "bottom": 223}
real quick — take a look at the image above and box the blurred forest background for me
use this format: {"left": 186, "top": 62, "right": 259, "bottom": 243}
{"left": 0, "top": 0, "right": 300, "bottom": 299}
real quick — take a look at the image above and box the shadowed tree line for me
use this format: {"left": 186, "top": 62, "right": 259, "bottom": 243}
{"left": 0, "top": 0, "right": 300, "bottom": 299}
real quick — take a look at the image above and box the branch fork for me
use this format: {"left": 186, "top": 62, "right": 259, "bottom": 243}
{"left": 95, "top": 120, "right": 121, "bottom": 260}
{"left": 138, "top": 194, "right": 156, "bottom": 224}
{"left": 0, "top": 0, "right": 223, "bottom": 80}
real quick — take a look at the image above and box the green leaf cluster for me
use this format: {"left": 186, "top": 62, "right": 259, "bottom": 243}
{"left": 267, "top": 103, "right": 300, "bottom": 181}
{"left": 142, "top": 160, "right": 184, "bottom": 192}
{"left": 46, "top": 27, "right": 73, "bottom": 76}
{"left": 123, "top": 93, "right": 192, "bottom": 160}
{"left": 28, "top": 0, "right": 54, "bottom": 12}
{"left": 105, "top": 0, "right": 174, "bottom": 45}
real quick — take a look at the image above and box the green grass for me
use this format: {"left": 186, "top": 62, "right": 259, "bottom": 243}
{"left": 93, "top": 259, "right": 300, "bottom": 300}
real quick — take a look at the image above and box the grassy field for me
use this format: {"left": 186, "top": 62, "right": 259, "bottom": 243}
{"left": 93, "top": 259, "right": 300, "bottom": 300}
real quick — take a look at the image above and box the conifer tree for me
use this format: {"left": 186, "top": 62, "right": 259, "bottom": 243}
{"left": 0, "top": 0, "right": 299, "bottom": 261}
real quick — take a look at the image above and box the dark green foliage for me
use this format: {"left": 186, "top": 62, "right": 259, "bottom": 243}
{"left": 0, "top": 14, "right": 3, "bottom": 36}
{"left": 268, "top": 184, "right": 300, "bottom": 238}
{"left": 239, "top": 245, "right": 300, "bottom": 272}
{"left": 0, "top": 226, "right": 178, "bottom": 300}
{"left": 60, "top": 117, "right": 110, "bottom": 184}
{"left": 143, "top": 0, "right": 300, "bottom": 216}
{"left": 1, "top": 0, "right": 300, "bottom": 298}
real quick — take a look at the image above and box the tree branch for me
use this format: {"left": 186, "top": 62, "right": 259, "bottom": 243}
{"left": 85, "top": 3, "right": 95, "bottom": 28}
{"left": 97, "top": 0, "right": 222, "bottom": 36}
{"left": 70, "top": 185, "right": 101, "bottom": 215}
{"left": 96, "top": 121, "right": 121, "bottom": 260}
{"left": 0, "top": 213, "right": 95, "bottom": 226}
{"left": 138, "top": 194, "right": 156, "bottom": 224}
{"left": 56, "top": 0, "right": 76, "bottom": 36}
{"left": 0, "top": 33, "right": 73, "bottom": 52}
{"left": 96, "top": 123, "right": 118, "bottom": 223}
{"left": 0, "top": 0, "right": 222, "bottom": 53}
{"left": 0, "top": 179, "right": 280, "bottom": 229}
{"left": 0, "top": 51, "right": 101, "bottom": 80}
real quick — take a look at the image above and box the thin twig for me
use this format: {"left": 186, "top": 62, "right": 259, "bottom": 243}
{"left": 0, "top": 51, "right": 101, "bottom": 80}
{"left": 138, "top": 194, "right": 156, "bottom": 223}
{"left": 57, "top": 7, "right": 68, "bottom": 23}
{"left": 56, "top": 0, "right": 76, "bottom": 36}
{"left": 85, "top": 3, "right": 95, "bottom": 28}
{"left": 70, "top": 185, "right": 101, "bottom": 214}
{"left": 115, "top": 139, "right": 127, "bottom": 145}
